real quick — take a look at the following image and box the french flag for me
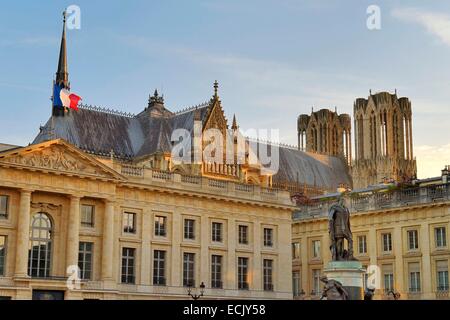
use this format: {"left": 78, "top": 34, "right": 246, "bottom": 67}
{"left": 53, "top": 84, "right": 82, "bottom": 111}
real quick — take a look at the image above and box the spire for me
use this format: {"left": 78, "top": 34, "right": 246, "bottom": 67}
{"left": 231, "top": 114, "right": 238, "bottom": 130}
{"left": 56, "top": 10, "right": 69, "bottom": 89}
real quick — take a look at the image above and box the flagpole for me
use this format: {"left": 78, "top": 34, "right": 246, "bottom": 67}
{"left": 50, "top": 80, "right": 55, "bottom": 141}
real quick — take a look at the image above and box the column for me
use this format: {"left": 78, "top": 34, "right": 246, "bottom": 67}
{"left": 405, "top": 119, "right": 410, "bottom": 160}
{"left": 300, "top": 236, "right": 309, "bottom": 297}
{"left": 200, "top": 215, "right": 209, "bottom": 286}
{"left": 253, "top": 221, "right": 262, "bottom": 290}
{"left": 14, "top": 189, "right": 32, "bottom": 278}
{"left": 393, "top": 226, "right": 404, "bottom": 295}
{"left": 354, "top": 119, "right": 359, "bottom": 161}
{"left": 66, "top": 196, "right": 81, "bottom": 270}
{"left": 408, "top": 118, "right": 413, "bottom": 160}
{"left": 420, "top": 223, "right": 432, "bottom": 299}
{"left": 368, "top": 228, "right": 377, "bottom": 266}
{"left": 140, "top": 208, "right": 151, "bottom": 286}
{"left": 227, "top": 218, "right": 236, "bottom": 289}
{"left": 171, "top": 210, "right": 182, "bottom": 287}
{"left": 278, "top": 222, "right": 292, "bottom": 295}
{"left": 101, "top": 199, "right": 115, "bottom": 281}
{"left": 348, "top": 131, "right": 352, "bottom": 166}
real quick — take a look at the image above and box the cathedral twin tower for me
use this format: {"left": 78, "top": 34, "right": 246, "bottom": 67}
{"left": 297, "top": 91, "right": 417, "bottom": 190}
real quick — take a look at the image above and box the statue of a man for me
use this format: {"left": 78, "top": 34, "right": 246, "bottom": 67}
{"left": 320, "top": 276, "right": 349, "bottom": 300}
{"left": 328, "top": 196, "right": 354, "bottom": 261}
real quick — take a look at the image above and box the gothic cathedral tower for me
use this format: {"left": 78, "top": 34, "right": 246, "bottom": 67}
{"left": 351, "top": 91, "right": 417, "bottom": 189}
{"left": 297, "top": 109, "right": 352, "bottom": 165}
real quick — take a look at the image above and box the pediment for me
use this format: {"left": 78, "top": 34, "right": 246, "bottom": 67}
{"left": 0, "top": 139, "right": 125, "bottom": 181}
{"left": 203, "top": 99, "right": 228, "bottom": 132}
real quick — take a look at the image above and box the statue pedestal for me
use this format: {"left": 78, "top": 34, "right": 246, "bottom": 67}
{"left": 324, "top": 261, "right": 365, "bottom": 300}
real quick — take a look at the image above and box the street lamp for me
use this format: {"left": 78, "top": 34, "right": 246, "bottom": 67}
{"left": 187, "top": 282, "right": 205, "bottom": 300}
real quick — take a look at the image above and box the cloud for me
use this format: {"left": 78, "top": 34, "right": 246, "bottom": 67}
{"left": 392, "top": 7, "right": 450, "bottom": 47}
{"left": 415, "top": 144, "right": 450, "bottom": 178}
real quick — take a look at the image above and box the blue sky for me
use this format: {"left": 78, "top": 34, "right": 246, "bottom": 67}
{"left": 1, "top": 0, "right": 449, "bottom": 178}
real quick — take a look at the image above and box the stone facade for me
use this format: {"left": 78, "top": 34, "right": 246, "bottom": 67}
{"left": 0, "top": 140, "right": 294, "bottom": 299}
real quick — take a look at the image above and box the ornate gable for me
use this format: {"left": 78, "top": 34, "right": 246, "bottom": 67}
{"left": 0, "top": 139, "right": 125, "bottom": 181}
{"left": 203, "top": 98, "right": 228, "bottom": 133}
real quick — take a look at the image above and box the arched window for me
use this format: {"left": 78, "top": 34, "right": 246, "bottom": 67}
{"left": 28, "top": 213, "right": 52, "bottom": 278}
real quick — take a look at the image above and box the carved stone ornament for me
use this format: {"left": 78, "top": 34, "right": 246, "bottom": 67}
{"left": 2, "top": 146, "right": 99, "bottom": 175}
{"left": 31, "top": 202, "right": 61, "bottom": 212}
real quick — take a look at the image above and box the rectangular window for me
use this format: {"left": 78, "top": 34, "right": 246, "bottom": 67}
{"left": 0, "top": 236, "right": 6, "bottom": 276}
{"left": 312, "top": 269, "right": 321, "bottom": 296}
{"left": 123, "top": 212, "right": 136, "bottom": 234}
{"left": 408, "top": 230, "right": 419, "bottom": 250}
{"left": 183, "top": 253, "right": 195, "bottom": 287}
{"left": 153, "top": 250, "right": 166, "bottom": 286}
{"left": 238, "top": 257, "right": 249, "bottom": 290}
{"left": 312, "top": 240, "right": 321, "bottom": 259}
{"left": 292, "top": 271, "right": 301, "bottom": 297}
{"left": 80, "top": 205, "right": 95, "bottom": 227}
{"left": 263, "top": 228, "right": 273, "bottom": 247}
{"left": 409, "top": 262, "right": 421, "bottom": 292}
{"left": 238, "top": 225, "right": 248, "bottom": 245}
{"left": 435, "top": 227, "right": 447, "bottom": 248}
{"left": 358, "top": 235, "right": 367, "bottom": 254}
{"left": 184, "top": 219, "right": 195, "bottom": 240}
{"left": 383, "top": 264, "right": 394, "bottom": 292}
{"left": 0, "top": 196, "right": 9, "bottom": 219}
{"left": 211, "top": 255, "right": 222, "bottom": 289}
{"left": 121, "top": 248, "right": 135, "bottom": 284}
{"left": 154, "top": 216, "right": 167, "bottom": 237}
{"left": 292, "top": 242, "right": 301, "bottom": 259}
{"left": 78, "top": 242, "right": 93, "bottom": 280}
{"left": 212, "top": 222, "right": 222, "bottom": 242}
{"left": 382, "top": 233, "right": 392, "bottom": 252}
{"left": 263, "top": 259, "right": 273, "bottom": 291}
{"left": 436, "top": 260, "right": 449, "bottom": 291}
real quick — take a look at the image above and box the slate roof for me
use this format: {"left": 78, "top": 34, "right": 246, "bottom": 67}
{"left": 274, "top": 147, "right": 351, "bottom": 190}
{"left": 32, "top": 102, "right": 351, "bottom": 190}
{"left": 0, "top": 143, "right": 20, "bottom": 153}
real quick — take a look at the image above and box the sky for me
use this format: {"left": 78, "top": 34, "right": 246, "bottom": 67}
{"left": 0, "top": 0, "right": 449, "bottom": 179}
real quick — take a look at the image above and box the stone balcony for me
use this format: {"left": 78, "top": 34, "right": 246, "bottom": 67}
{"left": 118, "top": 164, "right": 293, "bottom": 207}
{"left": 293, "top": 183, "right": 450, "bottom": 220}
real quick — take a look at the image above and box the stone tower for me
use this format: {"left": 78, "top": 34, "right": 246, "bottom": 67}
{"left": 352, "top": 91, "right": 417, "bottom": 189}
{"left": 298, "top": 109, "right": 352, "bottom": 165}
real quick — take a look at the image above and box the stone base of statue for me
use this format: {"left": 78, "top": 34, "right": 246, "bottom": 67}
{"left": 323, "top": 261, "right": 365, "bottom": 300}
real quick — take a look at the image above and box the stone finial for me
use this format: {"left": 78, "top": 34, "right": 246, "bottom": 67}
{"left": 148, "top": 88, "right": 164, "bottom": 108}
{"left": 231, "top": 114, "right": 238, "bottom": 130}
{"left": 213, "top": 80, "right": 219, "bottom": 98}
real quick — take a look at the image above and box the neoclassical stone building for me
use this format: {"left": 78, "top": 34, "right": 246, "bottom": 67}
{"left": 292, "top": 173, "right": 450, "bottom": 300}
{"left": 0, "top": 139, "right": 295, "bottom": 299}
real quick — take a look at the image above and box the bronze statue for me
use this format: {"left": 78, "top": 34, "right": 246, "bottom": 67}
{"left": 364, "top": 287, "right": 375, "bottom": 300}
{"left": 328, "top": 196, "right": 355, "bottom": 261}
{"left": 320, "top": 276, "right": 349, "bottom": 300}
